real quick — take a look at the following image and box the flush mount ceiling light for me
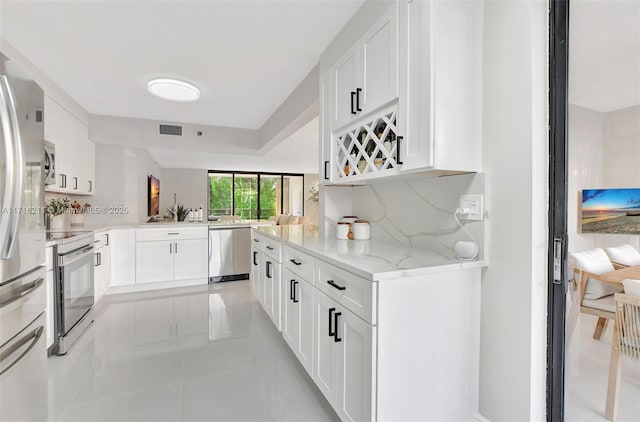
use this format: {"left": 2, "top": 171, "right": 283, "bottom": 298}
{"left": 147, "top": 78, "right": 200, "bottom": 102}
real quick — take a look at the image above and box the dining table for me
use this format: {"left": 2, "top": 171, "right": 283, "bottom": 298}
{"left": 598, "top": 265, "right": 640, "bottom": 288}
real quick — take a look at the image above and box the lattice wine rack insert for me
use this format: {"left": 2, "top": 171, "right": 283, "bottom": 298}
{"left": 335, "top": 110, "right": 399, "bottom": 179}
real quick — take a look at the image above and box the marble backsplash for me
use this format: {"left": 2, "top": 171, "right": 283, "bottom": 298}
{"left": 323, "top": 173, "right": 486, "bottom": 260}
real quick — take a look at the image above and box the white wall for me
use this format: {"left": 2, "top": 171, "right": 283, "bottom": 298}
{"left": 303, "top": 173, "right": 319, "bottom": 224}
{"left": 0, "top": 37, "right": 89, "bottom": 125}
{"left": 568, "top": 105, "right": 605, "bottom": 252}
{"left": 88, "top": 144, "right": 161, "bottom": 225}
{"left": 479, "top": 1, "right": 548, "bottom": 420}
{"left": 258, "top": 65, "right": 319, "bottom": 150}
{"left": 159, "top": 168, "right": 208, "bottom": 216}
{"left": 602, "top": 106, "right": 640, "bottom": 249}
{"left": 567, "top": 104, "right": 640, "bottom": 252}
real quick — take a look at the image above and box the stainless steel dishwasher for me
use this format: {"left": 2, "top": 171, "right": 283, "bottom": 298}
{"left": 208, "top": 227, "right": 251, "bottom": 282}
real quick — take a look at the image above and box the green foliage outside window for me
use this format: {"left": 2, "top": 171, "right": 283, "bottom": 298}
{"left": 209, "top": 174, "right": 232, "bottom": 215}
{"left": 208, "top": 172, "right": 300, "bottom": 220}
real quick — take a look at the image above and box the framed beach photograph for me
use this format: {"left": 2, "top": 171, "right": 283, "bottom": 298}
{"left": 580, "top": 188, "right": 640, "bottom": 234}
{"left": 148, "top": 175, "right": 160, "bottom": 216}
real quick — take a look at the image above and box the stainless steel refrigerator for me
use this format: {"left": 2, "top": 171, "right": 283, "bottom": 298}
{"left": 0, "top": 52, "right": 48, "bottom": 421}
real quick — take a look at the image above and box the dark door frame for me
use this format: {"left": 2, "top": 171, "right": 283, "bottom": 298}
{"left": 547, "top": 0, "right": 569, "bottom": 420}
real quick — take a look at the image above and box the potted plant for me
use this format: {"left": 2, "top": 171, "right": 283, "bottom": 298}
{"left": 46, "top": 197, "right": 70, "bottom": 231}
{"left": 167, "top": 204, "right": 189, "bottom": 222}
{"left": 69, "top": 201, "right": 91, "bottom": 226}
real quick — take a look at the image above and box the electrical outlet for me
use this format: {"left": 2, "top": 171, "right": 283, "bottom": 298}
{"left": 459, "top": 194, "right": 484, "bottom": 221}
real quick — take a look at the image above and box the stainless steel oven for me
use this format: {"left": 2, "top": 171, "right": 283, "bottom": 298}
{"left": 51, "top": 232, "right": 94, "bottom": 355}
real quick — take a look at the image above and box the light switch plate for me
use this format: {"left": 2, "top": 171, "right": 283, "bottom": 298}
{"left": 460, "top": 194, "right": 484, "bottom": 221}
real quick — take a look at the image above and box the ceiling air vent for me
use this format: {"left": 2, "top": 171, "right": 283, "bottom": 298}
{"left": 159, "top": 124, "right": 182, "bottom": 136}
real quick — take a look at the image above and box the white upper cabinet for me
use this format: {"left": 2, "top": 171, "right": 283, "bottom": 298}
{"left": 321, "top": 0, "right": 483, "bottom": 183}
{"left": 84, "top": 140, "right": 96, "bottom": 194}
{"left": 400, "top": 0, "right": 483, "bottom": 173}
{"left": 44, "top": 96, "right": 95, "bottom": 195}
{"left": 332, "top": 44, "right": 360, "bottom": 131}
{"left": 319, "top": 71, "right": 333, "bottom": 184}
{"left": 331, "top": 4, "right": 398, "bottom": 133}
{"left": 360, "top": 5, "right": 398, "bottom": 116}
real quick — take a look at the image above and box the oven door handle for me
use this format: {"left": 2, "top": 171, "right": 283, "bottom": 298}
{"left": 58, "top": 245, "right": 95, "bottom": 267}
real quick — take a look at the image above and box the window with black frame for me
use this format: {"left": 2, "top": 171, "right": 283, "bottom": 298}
{"left": 208, "top": 171, "right": 304, "bottom": 220}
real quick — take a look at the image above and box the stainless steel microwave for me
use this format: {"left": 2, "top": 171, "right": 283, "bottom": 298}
{"left": 44, "top": 140, "right": 55, "bottom": 185}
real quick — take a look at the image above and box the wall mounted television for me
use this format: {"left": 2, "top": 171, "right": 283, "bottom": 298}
{"left": 148, "top": 175, "right": 160, "bottom": 216}
{"left": 580, "top": 188, "right": 640, "bottom": 234}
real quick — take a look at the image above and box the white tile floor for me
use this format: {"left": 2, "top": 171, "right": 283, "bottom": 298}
{"left": 46, "top": 280, "right": 339, "bottom": 422}
{"left": 565, "top": 314, "right": 640, "bottom": 422}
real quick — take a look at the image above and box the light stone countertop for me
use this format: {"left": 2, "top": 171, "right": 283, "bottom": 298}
{"left": 46, "top": 220, "right": 274, "bottom": 246}
{"left": 254, "top": 225, "right": 488, "bottom": 281}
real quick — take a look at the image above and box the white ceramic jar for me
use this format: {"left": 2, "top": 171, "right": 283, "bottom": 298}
{"left": 336, "top": 222, "right": 351, "bottom": 240}
{"left": 340, "top": 215, "right": 358, "bottom": 224}
{"left": 351, "top": 220, "right": 371, "bottom": 240}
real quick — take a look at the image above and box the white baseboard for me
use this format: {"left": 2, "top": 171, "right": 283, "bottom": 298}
{"left": 105, "top": 278, "right": 207, "bottom": 296}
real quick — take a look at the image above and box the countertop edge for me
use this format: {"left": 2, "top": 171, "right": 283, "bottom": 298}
{"left": 253, "top": 227, "right": 489, "bottom": 281}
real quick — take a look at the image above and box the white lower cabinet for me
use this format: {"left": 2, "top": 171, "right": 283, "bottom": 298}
{"left": 136, "top": 241, "right": 174, "bottom": 283}
{"left": 110, "top": 229, "right": 136, "bottom": 287}
{"left": 252, "top": 229, "right": 482, "bottom": 421}
{"left": 282, "top": 269, "right": 314, "bottom": 374}
{"left": 313, "top": 290, "right": 375, "bottom": 422}
{"left": 250, "top": 247, "right": 260, "bottom": 296}
{"left": 173, "top": 238, "right": 208, "bottom": 281}
{"left": 135, "top": 227, "right": 208, "bottom": 286}
{"left": 93, "top": 231, "right": 111, "bottom": 303}
{"left": 261, "top": 256, "right": 281, "bottom": 330}
{"left": 252, "top": 232, "right": 282, "bottom": 330}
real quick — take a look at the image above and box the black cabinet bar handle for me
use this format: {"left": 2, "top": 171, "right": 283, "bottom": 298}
{"left": 293, "top": 281, "right": 299, "bottom": 303}
{"left": 105, "top": 233, "right": 109, "bottom": 246}
{"left": 356, "top": 88, "right": 362, "bottom": 112}
{"left": 290, "top": 259, "right": 302, "bottom": 266}
{"left": 266, "top": 261, "right": 272, "bottom": 279}
{"left": 266, "top": 246, "right": 274, "bottom": 251}
{"left": 290, "top": 279, "right": 295, "bottom": 301}
{"left": 253, "top": 238, "right": 259, "bottom": 243}
{"left": 396, "top": 136, "right": 404, "bottom": 165}
{"left": 350, "top": 91, "right": 356, "bottom": 115}
{"left": 98, "top": 252, "right": 101, "bottom": 267}
{"left": 334, "top": 312, "right": 342, "bottom": 342}
{"left": 253, "top": 251, "right": 258, "bottom": 266}
{"left": 89, "top": 180, "right": 93, "bottom": 192}
{"left": 324, "top": 160, "right": 329, "bottom": 180}
{"left": 73, "top": 176, "right": 78, "bottom": 190}
{"left": 94, "top": 253, "right": 99, "bottom": 267}
{"left": 328, "top": 307, "right": 336, "bottom": 337}
{"left": 327, "top": 280, "right": 346, "bottom": 291}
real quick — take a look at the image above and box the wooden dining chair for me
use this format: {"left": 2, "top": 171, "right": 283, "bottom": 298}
{"left": 572, "top": 268, "right": 619, "bottom": 339}
{"left": 570, "top": 249, "right": 623, "bottom": 340}
{"left": 605, "top": 280, "right": 640, "bottom": 421}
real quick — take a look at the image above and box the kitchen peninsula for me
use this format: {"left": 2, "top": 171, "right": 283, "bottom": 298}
{"left": 251, "top": 224, "right": 486, "bottom": 421}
